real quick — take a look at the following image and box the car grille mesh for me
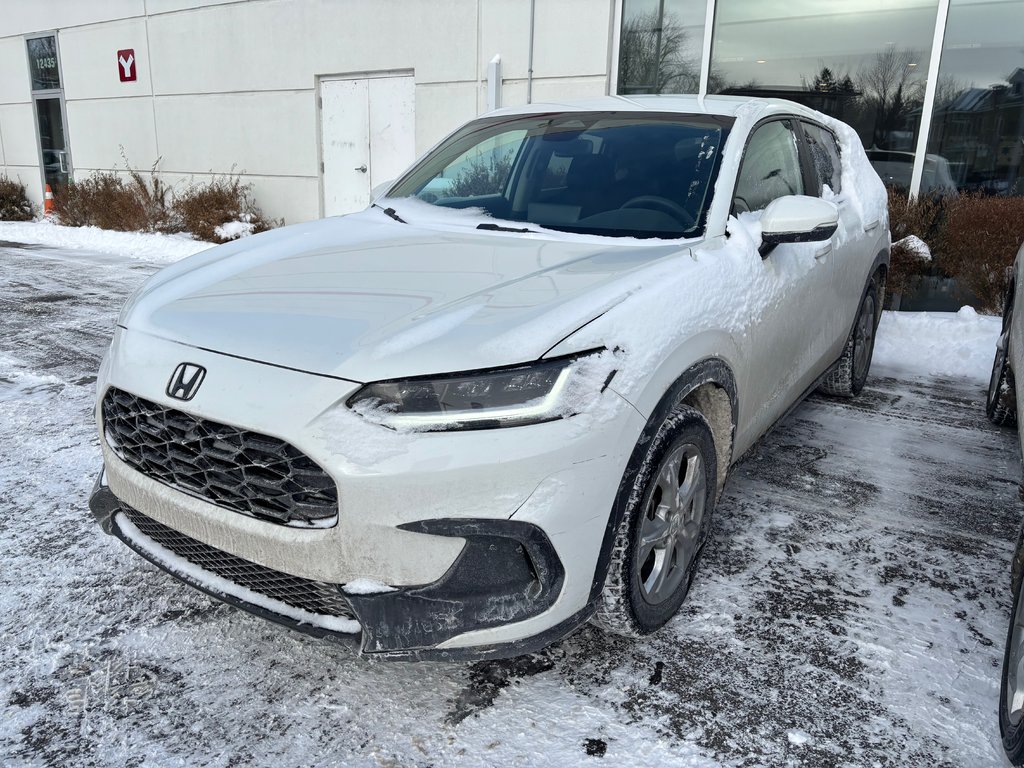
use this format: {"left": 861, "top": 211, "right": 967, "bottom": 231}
{"left": 120, "top": 506, "right": 356, "bottom": 621}
{"left": 101, "top": 388, "right": 338, "bottom": 527}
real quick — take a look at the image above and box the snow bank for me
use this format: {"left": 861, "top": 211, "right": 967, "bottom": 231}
{"left": 873, "top": 307, "right": 1000, "bottom": 384}
{"left": 0, "top": 219, "right": 214, "bottom": 262}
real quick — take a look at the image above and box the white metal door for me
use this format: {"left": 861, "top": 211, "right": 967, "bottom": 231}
{"left": 321, "top": 74, "right": 415, "bottom": 217}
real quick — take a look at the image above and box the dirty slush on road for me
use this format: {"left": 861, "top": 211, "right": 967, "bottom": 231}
{"left": 1, "top": 243, "right": 1019, "bottom": 767}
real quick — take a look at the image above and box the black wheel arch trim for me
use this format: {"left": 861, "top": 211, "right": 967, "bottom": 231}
{"left": 587, "top": 357, "right": 738, "bottom": 607}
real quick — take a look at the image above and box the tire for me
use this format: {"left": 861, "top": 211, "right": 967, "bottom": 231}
{"left": 592, "top": 405, "right": 717, "bottom": 637}
{"left": 987, "top": 297, "right": 1017, "bottom": 427}
{"left": 1002, "top": 531, "right": 1024, "bottom": 765}
{"left": 819, "top": 280, "right": 879, "bottom": 398}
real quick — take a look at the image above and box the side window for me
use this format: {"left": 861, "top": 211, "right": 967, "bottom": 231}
{"left": 733, "top": 120, "right": 804, "bottom": 213}
{"left": 801, "top": 122, "right": 842, "bottom": 195}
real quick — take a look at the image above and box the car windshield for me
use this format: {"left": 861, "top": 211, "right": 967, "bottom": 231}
{"left": 386, "top": 112, "right": 731, "bottom": 240}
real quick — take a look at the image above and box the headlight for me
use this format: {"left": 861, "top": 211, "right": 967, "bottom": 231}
{"left": 346, "top": 351, "right": 605, "bottom": 431}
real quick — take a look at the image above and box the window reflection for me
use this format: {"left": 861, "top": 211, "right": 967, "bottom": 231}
{"left": 618, "top": 0, "right": 707, "bottom": 94}
{"left": 927, "top": 0, "right": 1024, "bottom": 196}
{"left": 709, "top": 0, "right": 939, "bottom": 190}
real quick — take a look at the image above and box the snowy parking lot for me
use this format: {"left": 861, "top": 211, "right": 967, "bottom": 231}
{"left": 1, "top": 237, "right": 1021, "bottom": 767}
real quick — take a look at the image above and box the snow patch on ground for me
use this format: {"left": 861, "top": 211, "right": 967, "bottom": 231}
{"left": 786, "top": 729, "right": 814, "bottom": 746}
{"left": 873, "top": 308, "right": 1000, "bottom": 384}
{"left": 0, "top": 219, "right": 213, "bottom": 262}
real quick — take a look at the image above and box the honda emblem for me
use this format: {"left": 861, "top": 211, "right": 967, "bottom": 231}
{"left": 166, "top": 363, "right": 206, "bottom": 401}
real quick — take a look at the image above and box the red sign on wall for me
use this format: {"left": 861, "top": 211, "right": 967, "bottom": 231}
{"left": 117, "top": 49, "right": 136, "bottom": 82}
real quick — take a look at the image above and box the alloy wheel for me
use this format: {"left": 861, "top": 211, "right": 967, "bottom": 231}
{"left": 636, "top": 443, "right": 706, "bottom": 605}
{"left": 853, "top": 291, "right": 876, "bottom": 384}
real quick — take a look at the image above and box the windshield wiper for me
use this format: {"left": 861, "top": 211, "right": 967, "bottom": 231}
{"left": 476, "top": 222, "right": 537, "bottom": 233}
{"left": 374, "top": 204, "right": 406, "bottom": 224}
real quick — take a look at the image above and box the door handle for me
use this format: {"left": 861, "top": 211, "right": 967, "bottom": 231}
{"left": 354, "top": 164, "right": 367, "bottom": 173}
{"left": 815, "top": 245, "right": 831, "bottom": 260}
{"left": 864, "top": 219, "right": 880, "bottom": 232}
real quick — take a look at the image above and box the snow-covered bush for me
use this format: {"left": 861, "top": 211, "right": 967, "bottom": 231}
{"left": 51, "top": 157, "right": 279, "bottom": 244}
{"left": 0, "top": 176, "right": 34, "bottom": 221}
{"left": 886, "top": 187, "right": 943, "bottom": 297}
{"left": 172, "top": 175, "right": 279, "bottom": 244}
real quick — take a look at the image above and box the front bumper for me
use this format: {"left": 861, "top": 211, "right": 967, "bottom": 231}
{"left": 93, "top": 328, "right": 645, "bottom": 657}
{"left": 91, "top": 474, "right": 584, "bottom": 661}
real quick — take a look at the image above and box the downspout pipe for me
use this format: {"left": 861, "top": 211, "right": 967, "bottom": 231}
{"left": 527, "top": 0, "right": 536, "bottom": 103}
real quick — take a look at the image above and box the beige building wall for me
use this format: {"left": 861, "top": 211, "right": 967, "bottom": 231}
{"left": 0, "top": 0, "right": 617, "bottom": 223}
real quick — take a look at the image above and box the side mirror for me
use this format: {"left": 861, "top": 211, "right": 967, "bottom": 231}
{"left": 759, "top": 195, "right": 839, "bottom": 258}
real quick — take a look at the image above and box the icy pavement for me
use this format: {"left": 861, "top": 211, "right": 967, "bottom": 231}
{"left": 1, "top": 242, "right": 1020, "bottom": 767}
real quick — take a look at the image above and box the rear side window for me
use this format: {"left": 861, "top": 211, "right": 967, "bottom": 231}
{"left": 733, "top": 120, "right": 804, "bottom": 213}
{"left": 801, "top": 122, "right": 842, "bottom": 195}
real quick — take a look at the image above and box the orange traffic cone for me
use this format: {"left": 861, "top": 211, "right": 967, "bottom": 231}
{"left": 44, "top": 183, "right": 54, "bottom": 216}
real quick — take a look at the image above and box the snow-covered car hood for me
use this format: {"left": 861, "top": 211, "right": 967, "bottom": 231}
{"left": 118, "top": 209, "right": 690, "bottom": 382}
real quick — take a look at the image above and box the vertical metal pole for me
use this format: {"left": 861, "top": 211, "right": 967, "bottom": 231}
{"left": 487, "top": 55, "right": 502, "bottom": 111}
{"left": 526, "top": 0, "right": 536, "bottom": 103}
{"left": 698, "top": 0, "right": 716, "bottom": 101}
{"left": 910, "top": 0, "right": 950, "bottom": 198}
{"left": 607, "top": 0, "right": 623, "bottom": 95}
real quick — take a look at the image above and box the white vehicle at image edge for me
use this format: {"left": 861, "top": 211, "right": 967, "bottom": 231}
{"left": 89, "top": 95, "right": 890, "bottom": 660}
{"left": 985, "top": 239, "right": 1024, "bottom": 766}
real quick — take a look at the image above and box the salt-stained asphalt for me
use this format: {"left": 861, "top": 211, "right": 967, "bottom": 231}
{"left": 0, "top": 242, "right": 1020, "bottom": 767}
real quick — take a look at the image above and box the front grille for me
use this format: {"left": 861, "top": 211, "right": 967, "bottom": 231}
{"left": 101, "top": 387, "right": 338, "bottom": 527}
{"left": 120, "top": 506, "right": 356, "bottom": 621}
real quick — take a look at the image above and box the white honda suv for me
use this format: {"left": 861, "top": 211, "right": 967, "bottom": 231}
{"left": 90, "top": 95, "right": 889, "bottom": 660}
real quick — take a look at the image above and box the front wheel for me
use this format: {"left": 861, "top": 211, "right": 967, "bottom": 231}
{"left": 1001, "top": 528, "right": 1024, "bottom": 765}
{"left": 592, "top": 405, "right": 717, "bottom": 637}
{"left": 819, "top": 280, "right": 879, "bottom": 398}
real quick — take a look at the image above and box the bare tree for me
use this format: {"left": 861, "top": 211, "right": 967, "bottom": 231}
{"left": 933, "top": 74, "right": 969, "bottom": 110}
{"left": 618, "top": 10, "right": 699, "bottom": 94}
{"left": 858, "top": 47, "right": 925, "bottom": 146}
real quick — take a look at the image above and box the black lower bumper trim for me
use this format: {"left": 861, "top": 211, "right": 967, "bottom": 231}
{"left": 347, "top": 518, "right": 566, "bottom": 657}
{"left": 89, "top": 476, "right": 575, "bottom": 661}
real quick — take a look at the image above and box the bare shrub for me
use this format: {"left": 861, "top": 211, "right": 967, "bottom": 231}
{"left": 51, "top": 154, "right": 279, "bottom": 243}
{"left": 172, "top": 175, "right": 279, "bottom": 243}
{"left": 0, "top": 176, "right": 34, "bottom": 221}
{"left": 53, "top": 172, "right": 148, "bottom": 230}
{"left": 53, "top": 161, "right": 173, "bottom": 233}
{"left": 938, "top": 194, "right": 1024, "bottom": 313}
{"left": 885, "top": 187, "right": 944, "bottom": 296}
{"left": 449, "top": 152, "right": 514, "bottom": 198}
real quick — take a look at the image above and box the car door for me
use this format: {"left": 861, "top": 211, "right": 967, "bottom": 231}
{"left": 732, "top": 118, "right": 835, "bottom": 440}
{"left": 800, "top": 120, "right": 867, "bottom": 360}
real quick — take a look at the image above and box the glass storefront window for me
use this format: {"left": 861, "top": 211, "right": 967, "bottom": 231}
{"left": 618, "top": 0, "right": 708, "bottom": 94}
{"left": 926, "top": 0, "right": 1024, "bottom": 196}
{"left": 709, "top": 0, "right": 940, "bottom": 191}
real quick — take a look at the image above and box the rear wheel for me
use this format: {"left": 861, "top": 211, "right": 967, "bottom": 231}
{"left": 819, "top": 281, "right": 879, "bottom": 398}
{"left": 1002, "top": 528, "right": 1024, "bottom": 765}
{"left": 592, "top": 406, "right": 717, "bottom": 637}
{"left": 987, "top": 298, "right": 1017, "bottom": 426}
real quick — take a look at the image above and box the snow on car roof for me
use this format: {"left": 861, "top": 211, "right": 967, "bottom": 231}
{"left": 486, "top": 94, "right": 824, "bottom": 121}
